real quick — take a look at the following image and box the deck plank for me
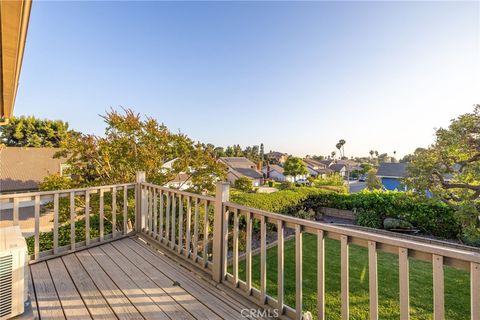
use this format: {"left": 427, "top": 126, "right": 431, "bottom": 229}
{"left": 27, "top": 267, "right": 40, "bottom": 320}
{"left": 62, "top": 254, "right": 117, "bottom": 320}
{"left": 100, "top": 243, "right": 195, "bottom": 320}
{"left": 111, "top": 240, "right": 220, "bottom": 320}
{"left": 30, "top": 262, "right": 66, "bottom": 320}
{"left": 74, "top": 250, "right": 144, "bottom": 320}
{"left": 125, "top": 238, "right": 253, "bottom": 319}
{"left": 87, "top": 246, "right": 170, "bottom": 320}
{"left": 132, "top": 237, "right": 261, "bottom": 313}
{"left": 46, "top": 258, "right": 92, "bottom": 319}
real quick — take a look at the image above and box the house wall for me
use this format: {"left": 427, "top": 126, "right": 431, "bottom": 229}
{"left": 269, "top": 171, "right": 286, "bottom": 182}
{"left": 286, "top": 174, "right": 308, "bottom": 183}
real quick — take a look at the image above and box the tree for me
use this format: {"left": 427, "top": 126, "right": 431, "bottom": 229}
{"left": 234, "top": 177, "right": 253, "bottom": 192}
{"left": 366, "top": 169, "right": 382, "bottom": 190}
{"left": 283, "top": 157, "right": 308, "bottom": 182}
{"left": 369, "top": 150, "right": 374, "bottom": 158}
{"left": 405, "top": 105, "right": 480, "bottom": 243}
{"left": 331, "top": 151, "right": 336, "bottom": 159}
{"left": 0, "top": 116, "right": 75, "bottom": 147}
{"left": 53, "top": 108, "right": 226, "bottom": 192}
{"left": 336, "top": 139, "right": 346, "bottom": 158}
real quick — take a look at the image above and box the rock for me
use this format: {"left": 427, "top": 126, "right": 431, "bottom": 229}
{"left": 383, "top": 217, "right": 414, "bottom": 230}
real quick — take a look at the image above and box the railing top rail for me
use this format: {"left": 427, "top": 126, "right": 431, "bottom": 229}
{"left": 224, "top": 201, "right": 480, "bottom": 264}
{"left": 0, "top": 182, "right": 137, "bottom": 201}
{"left": 141, "top": 182, "right": 215, "bottom": 202}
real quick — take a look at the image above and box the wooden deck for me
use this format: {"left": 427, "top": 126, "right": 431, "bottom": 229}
{"left": 28, "top": 237, "right": 263, "bottom": 320}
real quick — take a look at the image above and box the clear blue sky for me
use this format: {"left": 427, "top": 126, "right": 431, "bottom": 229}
{"left": 15, "top": 1, "right": 480, "bottom": 158}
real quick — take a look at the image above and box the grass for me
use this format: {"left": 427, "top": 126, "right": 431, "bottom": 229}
{"left": 230, "top": 233, "right": 470, "bottom": 320}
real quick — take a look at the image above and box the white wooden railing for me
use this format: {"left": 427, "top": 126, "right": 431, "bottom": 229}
{"left": 2, "top": 172, "right": 480, "bottom": 320}
{"left": 0, "top": 183, "right": 136, "bottom": 262}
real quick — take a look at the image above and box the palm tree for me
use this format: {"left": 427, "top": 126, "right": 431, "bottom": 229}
{"left": 331, "top": 151, "right": 336, "bottom": 159}
{"left": 369, "top": 150, "right": 374, "bottom": 158}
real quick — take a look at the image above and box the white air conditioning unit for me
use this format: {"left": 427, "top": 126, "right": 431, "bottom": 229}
{"left": 0, "top": 226, "right": 28, "bottom": 320}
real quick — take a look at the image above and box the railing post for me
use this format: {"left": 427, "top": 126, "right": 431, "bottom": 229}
{"left": 212, "top": 182, "right": 230, "bottom": 283}
{"left": 135, "top": 171, "right": 146, "bottom": 232}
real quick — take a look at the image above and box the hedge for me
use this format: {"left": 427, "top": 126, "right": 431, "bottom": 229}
{"left": 295, "top": 190, "right": 460, "bottom": 239}
{"left": 231, "top": 188, "right": 461, "bottom": 240}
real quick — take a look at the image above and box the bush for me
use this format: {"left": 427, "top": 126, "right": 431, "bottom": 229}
{"left": 279, "top": 181, "right": 293, "bottom": 190}
{"left": 268, "top": 181, "right": 274, "bottom": 187}
{"left": 300, "top": 190, "right": 460, "bottom": 239}
{"left": 234, "top": 177, "right": 253, "bottom": 192}
{"left": 355, "top": 209, "right": 383, "bottom": 229}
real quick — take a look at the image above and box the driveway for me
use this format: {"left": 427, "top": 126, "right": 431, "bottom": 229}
{"left": 348, "top": 181, "right": 367, "bottom": 193}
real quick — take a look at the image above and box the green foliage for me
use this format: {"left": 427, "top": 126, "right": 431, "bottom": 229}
{"left": 366, "top": 168, "right": 382, "bottom": 190}
{"left": 311, "top": 175, "right": 344, "bottom": 187}
{"left": 231, "top": 187, "right": 328, "bottom": 215}
{"left": 355, "top": 209, "right": 383, "bottom": 229}
{"left": 301, "top": 190, "right": 460, "bottom": 239}
{"left": 405, "top": 105, "right": 480, "bottom": 241}
{"left": 234, "top": 177, "right": 253, "bottom": 192}
{"left": 0, "top": 116, "right": 75, "bottom": 147}
{"left": 54, "top": 108, "right": 226, "bottom": 192}
{"left": 283, "top": 157, "right": 308, "bottom": 178}
{"left": 26, "top": 217, "right": 112, "bottom": 254}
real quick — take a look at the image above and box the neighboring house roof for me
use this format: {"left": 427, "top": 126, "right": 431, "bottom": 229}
{"left": 166, "top": 173, "right": 191, "bottom": 184}
{"left": 303, "top": 158, "right": 327, "bottom": 169}
{"left": 266, "top": 151, "right": 287, "bottom": 157}
{"left": 263, "top": 164, "right": 284, "bottom": 175}
{"left": 329, "top": 164, "right": 347, "bottom": 172}
{"left": 319, "top": 159, "right": 334, "bottom": 167}
{"left": 219, "top": 157, "right": 263, "bottom": 180}
{"left": 376, "top": 162, "right": 409, "bottom": 178}
{"left": 162, "top": 158, "right": 178, "bottom": 170}
{"left": 0, "top": 147, "right": 67, "bottom": 192}
{"left": 235, "top": 168, "right": 264, "bottom": 179}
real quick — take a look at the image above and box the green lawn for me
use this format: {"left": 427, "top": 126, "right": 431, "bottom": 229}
{"left": 231, "top": 233, "right": 470, "bottom": 320}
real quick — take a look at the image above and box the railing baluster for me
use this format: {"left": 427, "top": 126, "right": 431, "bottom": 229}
{"left": 178, "top": 195, "right": 184, "bottom": 254}
{"left": 153, "top": 188, "right": 158, "bottom": 239}
{"left": 193, "top": 198, "right": 199, "bottom": 261}
{"left": 100, "top": 189, "right": 104, "bottom": 241}
{"left": 295, "top": 225, "right": 303, "bottom": 320}
{"left": 317, "top": 229, "right": 325, "bottom": 320}
{"left": 112, "top": 187, "right": 117, "bottom": 238}
{"left": 147, "top": 187, "right": 152, "bottom": 234}
{"left": 185, "top": 196, "right": 192, "bottom": 258}
{"left": 123, "top": 186, "right": 128, "bottom": 235}
{"left": 433, "top": 254, "right": 444, "bottom": 320}
{"left": 166, "top": 192, "right": 170, "bottom": 244}
{"left": 53, "top": 193, "right": 59, "bottom": 254}
{"left": 399, "top": 247, "right": 410, "bottom": 320}
{"left": 159, "top": 190, "right": 164, "bottom": 241}
{"left": 13, "top": 197, "right": 19, "bottom": 226}
{"left": 222, "top": 205, "right": 229, "bottom": 281}
{"left": 341, "top": 235, "right": 349, "bottom": 320}
{"left": 472, "top": 262, "right": 480, "bottom": 320}
{"left": 34, "top": 195, "right": 40, "bottom": 260}
{"left": 368, "top": 241, "right": 378, "bottom": 320}
{"left": 171, "top": 193, "right": 177, "bottom": 250}
{"left": 203, "top": 200, "right": 209, "bottom": 264}
{"left": 85, "top": 190, "right": 90, "bottom": 245}
{"left": 70, "top": 192, "right": 75, "bottom": 250}
{"left": 233, "top": 208, "right": 240, "bottom": 287}
{"left": 246, "top": 211, "right": 252, "bottom": 295}
{"left": 260, "top": 215, "right": 267, "bottom": 304}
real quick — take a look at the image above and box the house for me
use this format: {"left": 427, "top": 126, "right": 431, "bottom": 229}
{"left": 303, "top": 158, "right": 333, "bottom": 178}
{"left": 161, "top": 158, "right": 194, "bottom": 190}
{"left": 329, "top": 163, "right": 347, "bottom": 177}
{"left": 265, "top": 151, "right": 289, "bottom": 164}
{"left": 219, "top": 157, "right": 263, "bottom": 187}
{"left": 0, "top": 147, "right": 68, "bottom": 193}
{"left": 376, "top": 162, "right": 409, "bottom": 191}
{"left": 262, "top": 164, "right": 286, "bottom": 182}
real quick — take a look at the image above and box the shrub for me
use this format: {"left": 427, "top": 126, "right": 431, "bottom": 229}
{"left": 355, "top": 209, "right": 383, "bottom": 229}
{"left": 268, "top": 181, "right": 274, "bottom": 187}
{"left": 234, "top": 177, "right": 253, "bottom": 192}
